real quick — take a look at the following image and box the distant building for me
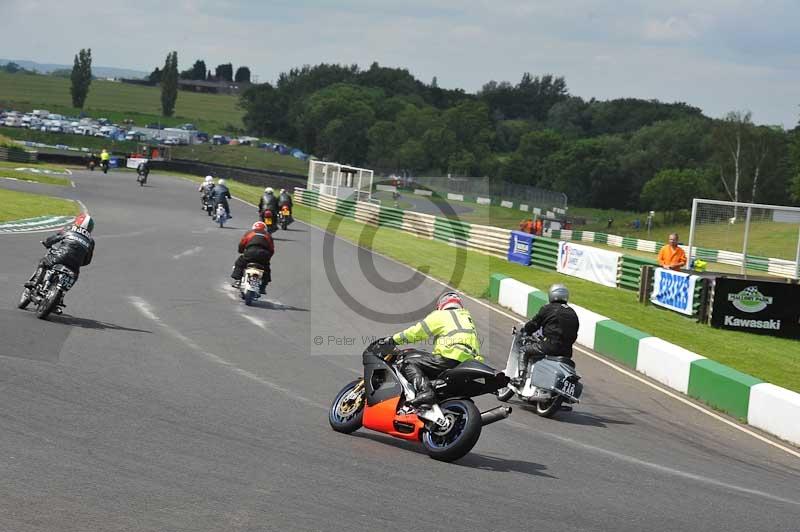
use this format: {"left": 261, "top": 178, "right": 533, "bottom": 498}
{"left": 177, "top": 79, "right": 249, "bottom": 95}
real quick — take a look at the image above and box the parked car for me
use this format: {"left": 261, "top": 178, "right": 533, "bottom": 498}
{"left": 146, "top": 123, "right": 164, "bottom": 129}
{"left": 179, "top": 123, "right": 197, "bottom": 131}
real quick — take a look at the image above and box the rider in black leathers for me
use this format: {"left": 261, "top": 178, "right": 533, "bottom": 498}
{"left": 258, "top": 187, "right": 279, "bottom": 221}
{"left": 514, "top": 283, "right": 579, "bottom": 385}
{"left": 25, "top": 213, "right": 96, "bottom": 290}
{"left": 212, "top": 178, "right": 232, "bottom": 217}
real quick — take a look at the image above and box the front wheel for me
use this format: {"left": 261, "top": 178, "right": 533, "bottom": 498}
{"left": 534, "top": 396, "right": 563, "bottom": 418}
{"left": 36, "top": 286, "right": 61, "bottom": 319}
{"left": 17, "top": 287, "right": 32, "bottom": 309}
{"left": 329, "top": 380, "right": 364, "bottom": 434}
{"left": 421, "top": 399, "right": 482, "bottom": 462}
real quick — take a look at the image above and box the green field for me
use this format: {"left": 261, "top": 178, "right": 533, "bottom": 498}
{"left": 172, "top": 144, "right": 309, "bottom": 175}
{"left": 0, "top": 188, "right": 78, "bottom": 222}
{"left": 0, "top": 72, "right": 243, "bottom": 133}
{"left": 179, "top": 172, "right": 800, "bottom": 393}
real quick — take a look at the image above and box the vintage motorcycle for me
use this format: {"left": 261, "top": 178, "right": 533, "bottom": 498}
{"left": 239, "top": 263, "right": 265, "bottom": 305}
{"left": 18, "top": 263, "right": 76, "bottom": 320}
{"left": 496, "top": 326, "right": 583, "bottom": 418}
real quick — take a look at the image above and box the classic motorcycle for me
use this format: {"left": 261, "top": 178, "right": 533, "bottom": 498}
{"left": 278, "top": 205, "right": 292, "bottom": 230}
{"left": 240, "top": 263, "right": 264, "bottom": 305}
{"left": 496, "top": 326, "right": 583, "bottom": 418}
{"left": 262, "top": 209, "right": 278, "bottom": 234}
{"left": 136, "top": 164, "right": 149, "bottom": 186}
{"left": 18, "top": 263, "right": 76, "bottom": 320}
{"left": 329, "top": 340, "right": 512, "bottom": 462}
{"left": 213, "top": 203, "right": 228, "bottom": 228}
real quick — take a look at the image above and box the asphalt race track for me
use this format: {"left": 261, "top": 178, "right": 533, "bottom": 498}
{"left": 0, "top": 170, "right": 798, "bottom": 532}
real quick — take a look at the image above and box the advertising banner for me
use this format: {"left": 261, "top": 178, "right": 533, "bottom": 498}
{"left": 651, "top": 268, "right": 698, "bottom": 316}
{"left": 557, "top": 241, "right": 620, "bottom": 288}
{"left": 711, "top": 278, "right": 800, "bottom": 339}
{"left": 507, "top": 231, "right": 533, "bottom": 266}
{"left": 126, "top": 157, "right": 148, "bottom": 169}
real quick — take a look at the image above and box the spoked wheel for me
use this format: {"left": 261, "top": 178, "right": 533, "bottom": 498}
{"left": 244, "top": 290, "right": 255, "bottom": 306}
{"left": 329, "top": 380, "right": 365, "bottom": 434}
{"left": 36, "top": 285, "right": 61, "bottom": 320}
{"left": 533, "top": 396, "right": 563, "bottom": 418}
{"left": 17, "top": 287, "right": 32, "bottom": 309}
{"left": 421, "top": 399, "right": 482, "bottom": 462}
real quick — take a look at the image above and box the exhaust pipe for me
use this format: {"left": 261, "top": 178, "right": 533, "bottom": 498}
{"left": 481, "top": 405, "right": 512, "bottom": 426}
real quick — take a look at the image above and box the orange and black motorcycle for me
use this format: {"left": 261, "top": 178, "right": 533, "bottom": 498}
{"left": 329, "top": 339, "right": 512, "bottom": 462}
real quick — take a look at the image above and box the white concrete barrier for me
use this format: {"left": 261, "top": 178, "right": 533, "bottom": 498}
{"left": 520, "top": 204, "right": 529, "bottom": 212}
{"left": 501, "top": 200, "right": 513, "bottom": 208}
{"left": 570, "top": 304, "right": 607, "bottom": 349}
{"left": 748, "top": 384, "right": 800, "bottom": 446}
{"left": 477, "top": 197, "right": 491, "bottom": 205}
{"left": 636, "top": 338, "right": 705, "bottom": 393}
{"left": 413, "top": 189, "right": 433, "bottom": 196}
{"left": 498, "top": 278, "right": 537, "bottom": 317}
{"left": 376, "top": 184, "right": 397, "bottom": 192}
{"left": 447, "top": 193, "right": 464, "bottom": 201}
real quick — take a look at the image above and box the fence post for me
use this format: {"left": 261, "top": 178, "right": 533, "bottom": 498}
{"left": 687, "top": 199, "right": 698, "bottom": 268}
{"left": 741, "top": 206, "right": 752, "bottom": 276}
{"left": 795, "top": 225, "right": 800, "bottom": 280}
{"left": 638, "top": 265, "right": 654, "bottom": 304}
{"left": 697, "top": 277, "right": 711, "bottom": 324}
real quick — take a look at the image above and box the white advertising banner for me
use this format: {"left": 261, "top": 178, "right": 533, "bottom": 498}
{"left": 126, "top": 157, "right": 148, "bottom": 169}
{"left": 650, "top": 268, "right": 698, "bottom": 316}
{"left": 557, "top": 241, "right": 620, "bottom": 288}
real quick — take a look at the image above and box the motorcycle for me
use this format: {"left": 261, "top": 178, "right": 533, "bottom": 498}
{"left": 87, "top": 159, "right": 96, "bottom": 171}
{"left": 101, "top": 159, "right": 109, "bottom": 174}
{"left": 278, "top": 205, "right": 292, "bottom": 230}
{"left": 136, "top": 165, "right": 149, "bottom": 186}
{"left": 18, "top": 263, "right": 76, "bottom": 320}
{"left": 213, "top": 203, "right": 228, "bottom": 228}
{"left": 262, "top": 209, "right": 278, "bottom": 234}
{"left": 329, "top": 340, "right": 512, "bottom": 462}
{"left": 202, "top": 195, "right": 214, "bottom": 216}
{"left": 496, "top": 326, "right": 583, "bottom": 418}
{"left": 239, "top": 263, "right": 265, "bottom": 305}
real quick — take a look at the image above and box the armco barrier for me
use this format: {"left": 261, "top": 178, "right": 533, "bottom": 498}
{"left": 294, "top": 188, "right": 509, "bottom": 258}
{"left": 490, "top": 273, "right": 800, "bottom": 446}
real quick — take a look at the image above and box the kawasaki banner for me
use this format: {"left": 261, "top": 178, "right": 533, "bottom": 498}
{"left": 651, "top": 268, "right": 698, "bottom": 316}
{"left": 557, "top": 241, "right": 620, "bottom": 288}
{"left": 711, "top": 278, "right": 800, "bottom": 339}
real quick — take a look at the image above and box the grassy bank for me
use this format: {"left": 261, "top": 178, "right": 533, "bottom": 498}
{"left": 0, "top": 161, "right": 71, "bottom": 186}
{"left": 172, "top": 144, "right": 309, "bottom": 175}
{"left": 0, "top": 126, "right": 139, "bottom": 154}
{"left": 180, "top": 173, "right": 800, "bottom": 392}
{"left": 0, "top": 188, "right": 78, "bottom": 222}
{"left": 0, "top": 72, "right": 243, "bottom": 133}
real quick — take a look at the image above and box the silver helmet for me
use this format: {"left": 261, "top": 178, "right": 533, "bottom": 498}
{"left": 548, "top": 284, "right": 569, "bottom": 303}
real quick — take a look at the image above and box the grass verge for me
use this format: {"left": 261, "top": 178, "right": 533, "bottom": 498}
{"left": 0, "top": 188, "right": 78, "bottom": 222}
{"left": 0, "top": 161, "right": 71, "bottom": 186}
{"left": 172, "top": 144, "right": 309, "bottom": 175}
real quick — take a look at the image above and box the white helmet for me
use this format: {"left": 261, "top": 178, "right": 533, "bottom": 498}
{"left": 218, "top": 178, "right": 226, "bottom": 185}
{"left": 204, "top": 175, "right": 213, "bottom": 182}
{"left": 265, "top": 187, "right": 274, "bottom": 194}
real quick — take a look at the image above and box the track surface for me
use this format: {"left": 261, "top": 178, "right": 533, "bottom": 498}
{"left": 0, "top": 170, "right": 798, "bottom": 532}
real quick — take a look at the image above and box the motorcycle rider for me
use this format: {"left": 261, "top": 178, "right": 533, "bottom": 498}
{"left": 24, "top": 213, "right": 96, "bottom": 306}
{"left": 100, "top": 148, "right": 110, "bottom": 170}
{"left": 198, "top": 175, "right": 215, "bottom": 205}
{"left": 231, "top": 221, "right": 274, "bottom": 294}
{"left": 277, "top": 188, "right": 294, "bottom": 224}
{"left": 136, "top": 160, "right": 150, "bottom": 181}
{"left": 378, "top": 292, "right": 483, "bottom": 407}
{"left": 258, "top": 187, "right": 279, "bottom": 222}
{"left": 212, "top": 178, "right": 232, "bottom": 218}
{"left": 513, "top": 284, "right": 580, "bottom": 386}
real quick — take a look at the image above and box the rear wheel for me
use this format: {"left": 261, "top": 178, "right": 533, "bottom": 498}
{"left": 36, "top": 285, "right": 61, "bottom": 320}
{"left": 422, "top": 399, "right": 482, "bottom": 462}
{"left": 17, "top": 287, "right": 32, "bottom": 309}
{"left": 244, "top": 290, "right": 255, "bottom": 306}
{"left": 329, "top": 380, "right": 364, "bottom": 434}
{"left": 534, "top": 396, "right": 563, "bottom": 418}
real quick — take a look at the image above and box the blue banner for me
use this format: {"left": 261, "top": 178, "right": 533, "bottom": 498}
{"left": 507, "top": 231, "right": 533, "bottom": 266}
{"left": 651, "top": 268, "right": 698, "bottom": 315}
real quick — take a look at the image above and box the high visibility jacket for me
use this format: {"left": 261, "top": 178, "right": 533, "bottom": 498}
{"left": 100, "top": 151, "right": 110, "bottom": 161}
{"left": 658, "top": 244, "right": 686, "bottom": 271}
{"left": 393, "top": 309, "right": 483, "bottom": 363}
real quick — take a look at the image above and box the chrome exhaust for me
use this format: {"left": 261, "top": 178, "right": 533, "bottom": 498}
{"left": 481, "top": 405, "right": 512, "bottom": 426}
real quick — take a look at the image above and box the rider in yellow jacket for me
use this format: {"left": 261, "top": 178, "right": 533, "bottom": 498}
{"left": 383, "top": 292, "right": 482, "bottom": 406}
{"left": 100, "top": 149, "right": 110, "bottom": 162}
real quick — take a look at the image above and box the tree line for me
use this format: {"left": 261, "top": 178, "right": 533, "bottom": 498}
{"left": 149, "top": 60, "right": 251, "bottom": 84}
{"left": 240, "top": 62, "right": 800, "bottom": 211}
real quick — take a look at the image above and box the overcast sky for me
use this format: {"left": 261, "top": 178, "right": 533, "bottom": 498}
{"left": 2, "top": 0, "right": 798, "bottom": 127}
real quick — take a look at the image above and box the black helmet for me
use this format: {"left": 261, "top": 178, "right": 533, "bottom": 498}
{"left": 548, "top": 284, "right": 569, "bottom": 303}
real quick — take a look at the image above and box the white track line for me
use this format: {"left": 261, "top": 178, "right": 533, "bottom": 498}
{"left": 191, "top": 178, "right": 799, "bottom": 457}
{"left": 129, "top": 296, "right": 325, "bottom": 409}
{"left": 172, "top": 246, "right": 204, "bottom": 260}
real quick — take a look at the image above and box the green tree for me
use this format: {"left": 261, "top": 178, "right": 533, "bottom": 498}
{"left": 396, "top": 139, "right": 428, "bottom": 172}
{"left": 234, "top": 66, "right": 251, "bottom": 83}
{"left": 160, "top": 51, "right": 179, "bottom": 117}
{"left": 367, "top": 120, "right": 407, "bottom": 169}
{"left": 148, "top": 67, "right": 162, "bottom": 84}
{"left": 180, "top": 59, "right": 207, "bottom": 80}
{"left": 421, "top": 126, "right": 457, "bottom": 173}
{"left": 69, "top": 48, "right": 92, "bottom": 108}
{"left": 640, "top": 168, "right": 714, "bottom": 220}
{"left": 215, "top": 63, "right": 234, "bottom": 82}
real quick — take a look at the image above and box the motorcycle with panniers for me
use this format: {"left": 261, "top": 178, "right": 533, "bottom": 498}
{"left": 496, "top": 326, "right": 583, "bottom": 418}
{"left": 329, "top": 339, "right": 512, "bottom": 462}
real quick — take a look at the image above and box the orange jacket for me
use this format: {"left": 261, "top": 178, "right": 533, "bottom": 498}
{"left": 658, "top": 244, "right": 686, "bottom": 271}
